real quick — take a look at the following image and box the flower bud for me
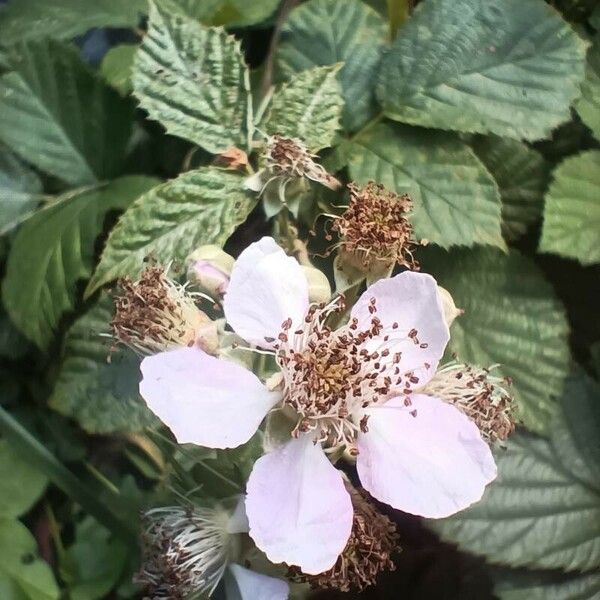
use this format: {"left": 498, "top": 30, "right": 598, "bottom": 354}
{"left": 186, "top": 245, "right": 234, "bottom": 298}
{"left": 301, "top": 265, "right": 331, "bottom": 303}
{"left": 437, "top": 286, "right": 463, "bottom": 327}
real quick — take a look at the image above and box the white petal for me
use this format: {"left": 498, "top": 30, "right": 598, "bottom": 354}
{"left": 245, "top": 436, "right": 353, "bottom": 574}
{"left": 224, "top": 237, "right": 309, "bottom": 348}
{"left": 357, "top": 394, "right": 496, "bottom": 519}
{"left": 351, "top": 271, "right": 450, "bottom": 387}
{"left": 225, "top": 564, "right": 289, "bottom": 600}
{"left": 140, "top": 347, "right": 279, "bottom": 449}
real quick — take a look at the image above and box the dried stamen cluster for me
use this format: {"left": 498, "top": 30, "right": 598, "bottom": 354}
{"left": 333, "top": 181, "right": 419, "bottom": 271}
{"left": 137, "top": 506, "right": 231, "bottom": 600}
{"left": 112, "top": 267, "right": 214, "bottom": 355}
{"left": 266, "top": 135, "right": 341, "bottom": 191}
{"left": 271, "top": 296, "right": 430, "bottom": 452}
{"left": 422, "top": 361, "right": 514, "bottom": 443}
{"left": 291, "top": 487, "right": 398, "bottom": 592}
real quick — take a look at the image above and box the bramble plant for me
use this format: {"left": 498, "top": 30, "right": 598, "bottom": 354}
{"left": 0, "top": 0, "right": 599, "bottom": 599}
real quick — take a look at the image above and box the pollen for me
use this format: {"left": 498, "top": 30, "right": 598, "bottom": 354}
{"left": 290, "top": 486, "right": 399, "bottom": 592}
{"left": 112, "top": 266, "right": 215, "bottom": 356}
{"left": 333, "top": 181, "right": 419, "bottom": 271}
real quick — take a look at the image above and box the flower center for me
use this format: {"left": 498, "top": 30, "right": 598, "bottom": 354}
{"left": 271, "top": 297, "right": 429, "bottom": 452}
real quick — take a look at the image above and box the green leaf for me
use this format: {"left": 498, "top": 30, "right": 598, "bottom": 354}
{"left": 2, "top": 176, "right": 158, "bottom": 349}
{"left": 265, "top": 64, "right": 343, "bottom": 151}
{"left": 576, "top": 37, "right": 600, "bottom": 141}
{"left": 133, "top": 1, "right": 251, "bottom": 154}
{"left": 100, "top": 45, "right": 137, "bottom": 96}
{"left": 0, "top": 519, "right": 59, "bottom": 600}
{"left": 49, "top": 295, "right": 155, "bottom": 434}
{"left": 0, "top": 0, "right": 145, "bottom": 45}
{"left": 158, "top": 0, "right": 279, "bottom": 26}
{"left": 493, "top": 568, "right": 600, "bottom": 600}
{"left": 86, "top": 168, "right": 256, "bottom": 295}
{"left": 472, "top": 135, "right": 549, "bottom": 241}
{"left": 420, "top": 246, "right": 570, "bottom": 433}
{"left": 540, "top": 151, "right": 600, "bottom": 265}
{"left": 0, "top": 40, "right": 133, "bottom": 185}
{"left": 431, "top": 372, "right": 600, "bottom": 572}
{"left": 348, "top": 122, "right": 504, "bottom": 249}
{"left": 377, "top": 0, "right": 587, "bottom": 140}
{"left": 0, "top": 311, "right": 29, "bottom": 360}
{"left": 0, "top": 145, "right": 42, "bottom": 235}
{"left": 61, "top": 517, "right": 128, "bottom": 600}
{"left": 276, "top": 0, "right": 388, "bottom": 132}
{"left": 0, "top": 440, "right": 47, "bottom": 519}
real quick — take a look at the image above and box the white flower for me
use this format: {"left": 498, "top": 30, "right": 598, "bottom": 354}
{"left": 139, "top": 237, "right": 496, "bottom": 574}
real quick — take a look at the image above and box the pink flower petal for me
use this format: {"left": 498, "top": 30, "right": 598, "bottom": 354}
{"left": 356, "top": 394, "right": 496, "bottom": 518}
{"left": 226, "top": 564, "right": 289, "bottom": 600}
{"left": 224, "top": 237, "right": 309, "bottom": 348}
{"left": 351, "top": 272, "right": 450, "bottom": 388}
{"left": 140, "top": 347, "right": 279, "bottom": 449}
{"left": 246, "top": 436, "right": 353, "bottom": 574}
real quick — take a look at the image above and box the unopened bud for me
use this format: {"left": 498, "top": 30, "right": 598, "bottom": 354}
{"left": 437, "top": 286, "right": 463, "bottom": 327}
{"left": 301, "top": 265, "right": 331, "bottom": 303}
{"left": 186, "top": 246, "right": 234, "bottom": 298}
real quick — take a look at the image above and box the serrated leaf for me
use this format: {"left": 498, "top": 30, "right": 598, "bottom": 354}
{"left": 100, "top": 45, "right": 136, "bottom": 96}
{"left": 87, "top": 168, "right": 256, "bottom": 295}
{"left": 0, "top": 519, "right": 59, "bottom": 600}
{"left": 49, "top": 296, "right": 155, "bottom": 434}
{"left": 276, "top": 0, "right": 388, "bottom": 132}
{"left": 0, "top": 0, "right": 145, "bottom": 45}
{"left": 540, "top": 151, "right": 600, "bottom": 265}
{"left": 576, "top": 37, "right": 600, "bottom": 140}
{"left": 431, "top": 372, "right": 600, "bottom": 572}
{"left": 420, "top": 246, "right": 570, "bottom": 432}
{"left": 0, "top": 145, "right": 42, "bottom": 235}
{"left": 493, "top": 568, "right": 600, "bottom": 600}
{"left": 348, "top": 122, "right": 504, "bottom": 248}
{"left": 0, "top": 40, "right": 133, "bottom": 186}
{"left": 0, "top": 440, "right": 47, "bottom": 519}
{"left": 2, "top": 177, "right": 158, "bottom": 349}
{"left": 472, "top": 135, "right": 549, "bottom": 241}
{"left": 377, "top": 0, "right": 587, "bottom": 140}
{"left": 158, "top": 0, "right": 279, "bottom": 26}
{"left": 265, "top": 65, "right": 343, "bottom": 151}
{"left": 133, "top": 1, "right": 251, "bottom": 154}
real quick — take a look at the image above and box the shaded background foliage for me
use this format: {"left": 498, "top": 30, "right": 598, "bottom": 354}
{"left": 0, "top": 0, "right": 598, "bottom": 598}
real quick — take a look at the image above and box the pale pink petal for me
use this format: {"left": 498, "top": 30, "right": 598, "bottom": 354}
{"left": 356, "top": 394, "right": 496, "bottom": 519}
{"left": 226, "top": 564, "right": 289, "bottom": 600}
{"left": 351, "top": 271, "right": 450, "bottom": 388}
{"left": 246, "top": 436, "right": 353, "bottom": 574}
{"left": 224, "top": 237, "right": 309, "bottom": 348}
{"left": 140, "top": 347, "right": 279, "bottom": 449}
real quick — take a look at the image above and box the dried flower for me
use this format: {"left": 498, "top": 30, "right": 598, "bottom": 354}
{"left": 291, "top": 486, "right": 398, "bottom": 592}
{"left": 333, "top": 182, "right": 419, "bottom": 273}
{"left": 421, "top": 361, "right": 514, "bottom": 443}
{"left": 112, "top": 266, "right": 218, "bottom": 355}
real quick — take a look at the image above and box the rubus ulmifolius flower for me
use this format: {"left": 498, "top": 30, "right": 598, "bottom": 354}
{"left": 139, "top": 237, "right": 499, "bottom": 575}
